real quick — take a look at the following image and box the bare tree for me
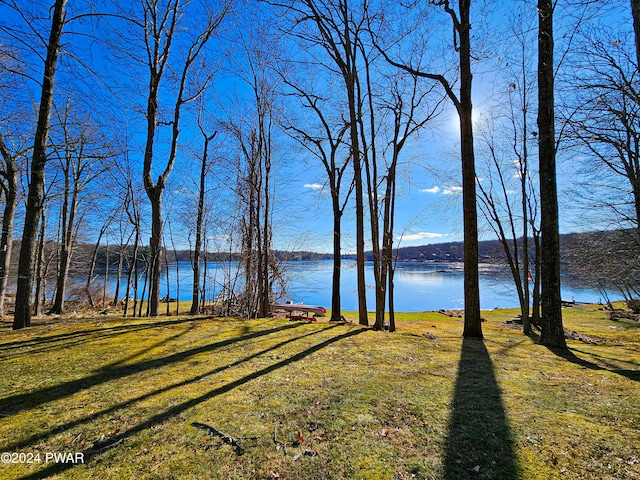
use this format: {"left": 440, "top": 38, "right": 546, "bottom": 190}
{"left": 281, "top": 77, "right": 352, "bottom": 323}
{"left": 568, "top": 30, "right": 640, "bottom": 230}
{"left": 221, "top": 92, "right": 275, "bottom": 318}
{"left": 129, "top": 0, "right": 228, "bottom": 316}
{"left": 121, "top": 162, "right": 144, "bottom": 317}
{"left": 190, "top": 107, "right": 217, "bottom": 315}
{"left": 0, "top": 44, "right": 31, "bottom": 317}
{"left": 474, "top": 8, "right": 541, "bottom": 334}
{"left": 375, "top": 0, "right": 483, "bottom": 337}
{"left": 475, "top": 114, "right": 531, "bottom": 329}
{"left": 0, "top": 134, "right": 27, "bottom": 317}
{"left": 563, "top": 23, "right": 640, "bottom": 306}
{"left": 33, "top": 201, "right": 50, "bottom": 317}
{"left": 538, "top": 0, "right": 566, "bottom": 348}
{"left": 275, "top": 0, "right": 370, "bottom": 325}
{"left": 355, "top": 39, "right": 444, "bottom": 331}
{"left": 380, "top": 77, "right": 444, "bottom": 331}
{"left": 48, "top": 103, "right": 111, "bottom": 314}
{"left": 11, "top": 0, "right": 67, "bottom": 329}
{"left": 85, "top": 218, "right": 111, "bottom": 308}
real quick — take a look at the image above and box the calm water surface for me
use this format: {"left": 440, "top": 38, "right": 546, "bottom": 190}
{"left": 111, "top": 260, "right": 612, "bottom": 312}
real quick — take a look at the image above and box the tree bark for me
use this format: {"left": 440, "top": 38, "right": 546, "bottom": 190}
{"left": 346, "top": 82, "right": 369, "bottom": 326}
{"left": 632, "top": 0, "right": 640, "bottom": 70}
{"left": 112, "top": 244, "right": 124, "bottom": 306}
{"left": 51, "top": 152, "right": 80, "bottom": 314}
{"left": 13, "top": 0, "right": 67, "bottom": 329}
{"left": 537, "top": 0, "right": 566, "bottom": 348}
{"left": 260, "top": 117, "right": 272, "bottom": 318}
{"left": 358, "top": 50, "right": 383, "bottom": 331}
{"left": 190, "top": 131, "right": 215, "bottom": 315}
{"left": 140, "top": 0, "right": 225, "bottom": 316}
{"left": 331, "top": 203, "right": 343, "bottom": 322}
{"left": 34, "top": 206, "right": 48, "bottom": 317}
{"left": 521, "top": 126, "right": 531, "bottom": 335}
{"left": 0, "top": 136, "right": 18, "bottom": 318}
{"left": 458, "top": 0, "right": 483, "bottom": 338}
{"left": 147, "top": 186, "right": 163, "bottom": 317}
{"left": 383, "top": 172, "right": 396, "bottom": 332}
{"left": 531, "top": 228, "right": 541, "bottom": 327}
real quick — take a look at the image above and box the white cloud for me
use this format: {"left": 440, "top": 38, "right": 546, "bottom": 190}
{"left": 304, "top": 183, "right": 324, "bottom": 190}
{"left": 420, "top": 185, "right": 462, "bottom": 195}
{"left": 400, "top": 232, "right": 448, "bottom": 241}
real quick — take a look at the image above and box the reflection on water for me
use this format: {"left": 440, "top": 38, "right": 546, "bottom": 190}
{"left": 99, "top": 260, "right": 614, "bottom": 312}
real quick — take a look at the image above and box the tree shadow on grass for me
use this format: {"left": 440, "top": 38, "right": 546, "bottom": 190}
{"left": 443, "top": 338, "right": 520, "bottom": 479}
{"left": 16, "top": 325, "right": 367, "bottom": 480}
{"left": 0, "top": 322, "right": 304, "bottom": 416}
{"left": 0, "top": 316, "right": 203, "bottom": 358}
{"left": 569, "top": 346, "right": 640, "bottom": 371}
{"left": 524, "top": 324, "right": 639, "bottom": 381}
{"left": 3, "top": 323, "right": 343, "bottom": 452}
{"left": 545, "top": 346, "right": 640, "bottom": 383}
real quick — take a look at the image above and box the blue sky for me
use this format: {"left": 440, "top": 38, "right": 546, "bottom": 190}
{"left": 267, "top": 0, "right": 634, "bottom": 254}
{"left": 0, "top": 0, "right": 633, "bottom": 254}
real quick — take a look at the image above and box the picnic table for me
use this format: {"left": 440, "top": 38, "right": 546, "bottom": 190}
{"left": 270, "top": 303, "right": 327, "bottom": 321}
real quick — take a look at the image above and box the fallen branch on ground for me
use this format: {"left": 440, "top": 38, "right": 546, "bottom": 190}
{"left": 191, "top": 422, "right": 244, "bottom": 455}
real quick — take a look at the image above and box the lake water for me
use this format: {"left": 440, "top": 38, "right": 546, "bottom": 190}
{"left": 107, "top": 260, "right": 613, "bottom": 312}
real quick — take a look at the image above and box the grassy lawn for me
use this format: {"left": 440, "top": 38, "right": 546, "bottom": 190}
{"left": 0, "top": 306, "right": 638, "bottom": 479}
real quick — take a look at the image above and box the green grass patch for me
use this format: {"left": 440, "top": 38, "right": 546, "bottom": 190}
{"left": 0, "top": 308, "right": 638, "bottom": 479}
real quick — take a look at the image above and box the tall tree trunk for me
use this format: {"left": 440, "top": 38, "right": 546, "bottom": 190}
{"left": 148, "top": 187, "right": 163, "bottom": 316}
{"left": 359, "top": 57, "right": 384, "bottom": 331}
{"left": 34, "top": 207, "right": 48, "bottom": 317}
{"left": 518, "top": 43, "right": 532, "bottom": 334}
{"left": 521, "top": 129, "right": 531, "bottom": 335}
{"left": 331, "top": 203, "right": 343, "bottom": 322}
{"left": 458, "top": 0, "right": 483, "bottom": 338}
{"left": 384, "top": 171, "right": 397, "bottom": 332}
{"left": 348, "top": 83, "right": 368, "bottom": 326}
{"left": 537, "top": 0, "right": 566, "bottom": 348}
{"left": 190, "top": 133, "right": 214, "bottom": 315}
{"left": 112, "top": 244, "right": 124, "bottom": 306}
{"left": 260, "top": 122, "right": 271, "bottom": 318}
{"left": 343, "top": 2, "right": 367, "bottom": 326}
{"left": 632, "top": 0, "right": 640, "bottom": 70}
{"left": 0, "top": 139, "right": 17, "bottom": 318}
{"left": 13, "top": 0, "right": 67, "bottom": 329}
{"left": 85, "top": 223, "right": 108, "bottom": 308}
{"left": 51, "top": 165, "right": 79, "bottom": 314}
{"left": 531, "top": 228, "right": 541, "bottom": 326}
{"left": 375, "top": 1, "right": 482, "bottom": 335}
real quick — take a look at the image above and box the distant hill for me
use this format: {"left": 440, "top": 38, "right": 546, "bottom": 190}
{"left": 386, "top": 229, "right": 638, "bottom": 293}
{"left": 386, "top": 230, "right": 633, "bottom": 267}
{"left": 5, "top": 229, "right": 633, "bottom": 291}
{"left": 81, "top": 229, "right": 636, "bottom": 272}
